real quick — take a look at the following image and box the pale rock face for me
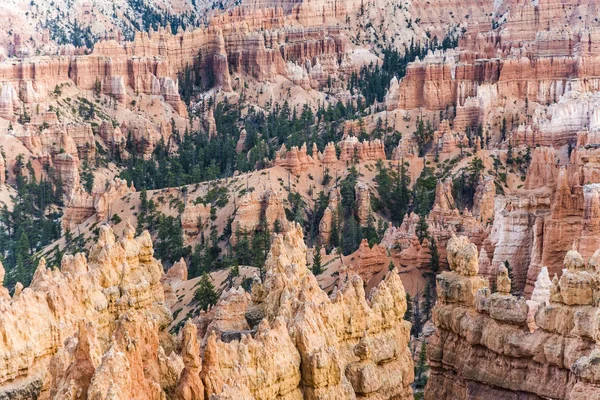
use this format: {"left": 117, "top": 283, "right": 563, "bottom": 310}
{"left": 0, "top": 82, "right": 19, "bottom": 120}
{"left": 62, "top": 177, "right": 135, "bottom": 230}
{"left": 54, "top": 152, "right": 81, "bottom": 199}
{"left": 189, "top": 223, "right": 414, "bottom": 399}
{"left": 426, "top": 235, "right": 600, "bottom": 400}
{"left": 432, "top": 179, "right": 455, "bottom": 213}
{"left": 275, "top": 143, "right": 315, "bottom": 175}
{"left": 175, "top": 321, "right": 204, "bottom": 400}
{"left": 44, "top": 321, "right": 103, "bottom": 399}
{"left": 163, "top": 258, "right": 189, "bottom": 308}
{"left": 523, "top": 146, "right": 557, "bottom": 190}
{"left": 496, "top": 264, "right": 512, "bottom": 294}
{"left": 446, "top": 234, "right": 479, "bottom": 276}
{"left": 321, "top": 142, "right": 338, "bottom": 164}
{"left": 338, "top": 136, "right": 386, "bottom": 162}
{"left": 355, "top": 181, "right": 371, "bottom": 226}
{"left": 99, "top": 120, "right": 126, "bottom": 151}
{"left": 236, "top": 129, "right": 247, "bottom": 154}
{"left": 0, "top": 262, "right": 9, "bottom": 301}
{"left": 0, "top": 223, "right": 175, "bottom": 398}
{"left": 530, "top": 266, "right": 552, "bottom": 305}
{"left": 526, "top": 266, "right": 553, "bottom": 331}
{"left": 231, "top": 189, "right": 288, "bottom": 242}
{"left": 181, "top": 201, "right": 211, "bottom": 235}
{"left": 472, "top": 175, "right": 496, "bottom": 224}
{"left": 318, "top": 186, "right": 341, "bottom": 245}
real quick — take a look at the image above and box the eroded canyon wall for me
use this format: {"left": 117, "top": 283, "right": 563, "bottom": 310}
{"left": 425, "top": 234, "right": 600, "bottom": 399}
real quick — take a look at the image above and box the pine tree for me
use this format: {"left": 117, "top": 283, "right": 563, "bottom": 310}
{"left": 227, "top": 265, "right": 239, "bottom": 288}
{"left": 342, "top": 215, "right": 361, "bottom": 255}
{"left": 404, "top": 292, "right": 413, "bottom": 322}
{"left": 423, "top": 282, "right": 434, "bottom": 320}
{"left": 330, "top": 211, "right": 340, "bottom": 248}
{"left": 411, "top": 292, "right": 423, "bottom": 337}
{"left": 415, "top": 341, "right": 428, "bottom": 388}
{"left": 428, "top": 238, "right": 440, "bottom": 276}
{"left": 234, "top": 229, "right": 252, "bottom": 265}
{"left": 273, "top": 219, "right": 282, "bottom": 234}
{"left": 312, "top": 245, "right": 323, "bottom": 275}
{"left": 194, "top": 273, "right": 218, "bottom": 311}
{"left": 415, "top": 214, "right": 429, "bottom": 244}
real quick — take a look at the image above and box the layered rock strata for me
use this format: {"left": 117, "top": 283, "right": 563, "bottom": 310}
{"left": 425, "top": 235, "right": 600, "bottom": 399}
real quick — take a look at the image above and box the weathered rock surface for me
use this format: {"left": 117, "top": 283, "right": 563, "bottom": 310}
{"left": 0, "top": 222, "right": 177, "bottom": 399}
{"left": 194, "top": 223, "right": 414, "bottom": 399}
{"left": 425, "top": 235, "right": 600, "bottom": 400}
{"left": 231, "top": 188, "right": 288, "bottom": 241}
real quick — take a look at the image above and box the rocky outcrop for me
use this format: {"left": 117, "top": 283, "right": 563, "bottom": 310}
{"left": 322, "top": 142, "right": 338, "bottom": 164}
{"left": 355, "top": 182, "right": 371, "bottom": 225}
{"left": 352, "top": 239, "right": 389, "bottom": 284}
{"left": 338, "top": 137, "right": 386, "bottom": 162}
{"left": 194, "top": 223, "right": 414, "bottom": 399}
{"left": 523, "top": 146, "right": 557, "bottom": 191}
{"left": 472, "top": 175, "right": 495, "bottom": 224}
{"left": 275, "top": 143, "right": 315, "bottom": 175}
{"left": 175, "top": 321, "right": 204, "bottom": 400}
{"left": 425, "top": 235, "right": 600, "bottom": 400}
{"left": 181, "top": 202, "right": 212, "bottom": 236}
{"left": 62, "top": 178, "right": 135, "bottom": 230}
{"left": 232, "top": 189, "right": 288, "bottom": 240}
{"left": 99, "top": 121, "right": 126, "bottom": 154}
{"left": 319, "top": 186, "right": 341, "bottom": 245}
{"left": 54, "top": 152, "right": 81, "bottom": 198}
{"left": 0, "top": 223, "right": 177, "bottom": 398}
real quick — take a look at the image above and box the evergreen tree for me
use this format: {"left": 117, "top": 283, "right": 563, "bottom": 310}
{"left": 428, "top": 238, "right": 440, "bottom": 277}
{"left": 273, "top": 219, "right": 282, "bottom": 234}
{"left": 411, "top": 292, "right": 423, "bottom": 337}
{"left": 414, "top": 341, "right": 429, "bottom": 389}
{"left": 312, "top": 245, "right": 323, "bottom": 275}
{"left": 227, "top": 265, "right": 239, "bottom": 288}
{"left": 81, "top": 162, "right": 94, "bottom": 193}
{"left": 412, "top": 167, "right": 437, "bottom": 216}
{"left": 194, "top": 273, "right": 218, "bottom": 311}
{"left": 330, "top": 210, "right": 340, "bottom": 249}
{"left": 234, "top": 229, "right": 252, "bottom": 265}
{"left": 363, "top": 212, "right": 379, "bottom": 246}
{"left": 414, "top": 118, "right": 434, "bottom": 156}
{"left": 374, "top": 160, "right": 411, "bottom": 225}
{"left": 423, "top": 282, "right": 434, "bottom": 320}
{"left": 415, "top": 214, "right": 429, "bottom": 244}
{"left": 342, "top": 215, "right": 361, "bottom": 255}
{"left": 405, "top": 292, "right": 413, "bottom": 322}
{"left": 154, "top": 215, "right": 188, "bottom": 266}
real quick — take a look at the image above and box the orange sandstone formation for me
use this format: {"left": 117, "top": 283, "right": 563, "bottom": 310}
{"left": 231, "top": 189, "right": 288, "bottom": 241}
{"left": 194, "top": 223, "right": 414, "bottom": 399}
{"left": 0, "top": 223, "right": 176, "bottom": 399}
{"left": 426, "top": 235, "right": 600, "bottom": 399}
{"left": 0, "top": 220, "right": 414, "bottom": 399}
